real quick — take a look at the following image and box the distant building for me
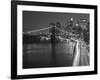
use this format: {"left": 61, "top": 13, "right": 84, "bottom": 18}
{"left": 80, "top": 19, "right": 88, "bottom": 30}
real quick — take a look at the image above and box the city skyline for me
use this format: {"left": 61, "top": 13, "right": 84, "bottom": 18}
{"left": 23, "top": 11, "right": 89, "bottom": 32}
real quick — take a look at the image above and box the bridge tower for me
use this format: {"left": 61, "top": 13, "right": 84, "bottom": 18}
{"left": 49, "top": 22, "right": 56, "bottom": 64}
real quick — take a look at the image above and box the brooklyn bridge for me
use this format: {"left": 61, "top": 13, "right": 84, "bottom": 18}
{"left": 23, "top": 24, "right": 89, "bottom": 69}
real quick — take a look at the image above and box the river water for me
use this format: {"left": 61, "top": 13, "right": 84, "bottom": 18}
{"left": 23, "top": 42, "right": 75, "bottom": 69}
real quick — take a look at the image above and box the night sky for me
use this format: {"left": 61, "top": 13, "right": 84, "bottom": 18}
{"left": 23, "top": 11, "right": 89, "bottom": 32}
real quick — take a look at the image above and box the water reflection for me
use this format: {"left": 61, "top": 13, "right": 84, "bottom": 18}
{"left": 23, "top": 42, "right": 74, "bottom": 69}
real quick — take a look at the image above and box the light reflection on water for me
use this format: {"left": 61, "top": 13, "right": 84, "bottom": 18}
{"left": 23, "top": 42, "right": 75, "bottom": 69}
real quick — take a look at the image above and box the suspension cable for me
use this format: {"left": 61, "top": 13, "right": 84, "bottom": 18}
{"left": 24, "top": 26, "right": 54, "bottom": 34}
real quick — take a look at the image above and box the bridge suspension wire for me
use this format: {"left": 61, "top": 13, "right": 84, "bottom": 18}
{"left": 57, "top": 27, "right": 77, "bottom": 36}
{"left": 55, "top": 26, "right": 67, "bottom": 34}
{"left": 23, "top": 26, "right": 76, "bottom": 37}
{"left": 55, "top": 26, "right": 73, "bottom": 35}
{"left": 24, "top": 26, "right": 54, "bottom": 34}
